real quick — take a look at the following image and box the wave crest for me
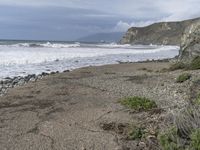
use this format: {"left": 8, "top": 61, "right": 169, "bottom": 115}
{"left": 9, "top": 42, "right": 81, "bottom": 48}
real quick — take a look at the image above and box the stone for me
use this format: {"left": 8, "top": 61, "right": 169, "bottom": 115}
{"left": 0, "top": 74, "right": 38, "bottom": 96}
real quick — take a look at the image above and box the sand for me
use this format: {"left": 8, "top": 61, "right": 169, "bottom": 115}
{"left": 0, "top": 62, "right": 197, "bottom": 150}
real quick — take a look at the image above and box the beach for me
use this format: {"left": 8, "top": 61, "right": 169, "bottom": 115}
{"left": 0, "top": 61, "right": 195, "bottom": 150}
{"left": 0, "top": 1, "right": 199, "bottom": 149}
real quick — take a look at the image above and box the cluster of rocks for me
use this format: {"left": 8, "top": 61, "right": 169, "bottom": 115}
{"left": 0, "top": 74, "right": 42, "bottom": 96}
{"left": 0, "top": 70, "right": 69, "bottom": 96}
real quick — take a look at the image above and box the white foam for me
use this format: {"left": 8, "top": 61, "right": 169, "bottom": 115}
{"left": 1, "top": 42, "right": 81, "bottom": 48}
{"left": 0, "top": 44, "right": 179, "bottom": 79}
{"left": 96, "top": 43, "right": 132, "bottom": 48}
{"left": 39, "top": 42, "right": 80, "bottom": 48}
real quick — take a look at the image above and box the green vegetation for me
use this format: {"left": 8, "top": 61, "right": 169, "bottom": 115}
{"left": 158, "top": 127, "right": 181, "bottom": 150}
{"left": 169, "top": 62, "right": 186, "bottom": 71}
{"left": 190, "top": 129, "right": 200, "bottom": 150}
{"left": 169, "top": 56, "right": 200, "bottom": 71}
{"left": 120, "top": 96, "right": 157, "bottom": 111}
{"left": 129, "top": 127, "right": 146, "bottom": 140}
{"left": 190, "top": 56, "right": 200, "bottom": 70}
{"left": 158, "top": 106, "right": 200, "bottom": 150}
{"left": 159, "top": 127, "right": 200, "bottom": 150}
{"left": 176, "top": 73, "right": 191, "bottom": 83}
{"left": 195, "top": 94, "right": 200, "bottom": 105}
{"left": 138, "top": 67, "right": 153, "bottom": 72}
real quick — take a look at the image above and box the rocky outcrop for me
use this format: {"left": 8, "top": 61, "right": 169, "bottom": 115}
{"left": 120, "top": 18, "right": 200, "bottom": 45}
{"left": 179, "top": 19, "right": 200, "bottom": 61}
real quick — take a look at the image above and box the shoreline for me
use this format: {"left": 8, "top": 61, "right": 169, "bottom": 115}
{"left": 0, "top": 57, "right": 176, "bottom": 96}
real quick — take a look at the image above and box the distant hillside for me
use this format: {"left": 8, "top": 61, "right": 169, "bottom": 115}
{"left": 78, "top": 32, "right": 124, "bottom": 43}
{"left": 120, "top": 17, "right": 200, "bottom": 45}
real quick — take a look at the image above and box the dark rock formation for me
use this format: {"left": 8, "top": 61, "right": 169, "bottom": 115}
{"left": 179, "top": 19, "right": 200, "bottom": 61}
{"left": 120, "top": 18, "right": 200, "bottom": 45}
{"left": 0, "top": 73, "right": 51, "bottom": 96}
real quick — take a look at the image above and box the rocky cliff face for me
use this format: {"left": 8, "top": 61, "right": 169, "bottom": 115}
{"left": 179, "top": 19, "right": 200, "bottom": 61}
{"left": 120, "top": 18, "right": 200, "bottom": 45}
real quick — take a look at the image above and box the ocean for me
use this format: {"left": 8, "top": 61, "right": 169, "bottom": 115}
{"left": 0, "top": 40, "right": 179, "bottom": 80}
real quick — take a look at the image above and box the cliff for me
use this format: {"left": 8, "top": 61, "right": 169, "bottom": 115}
{"left": 120, "top": 18, "right": 200, "bottom": 45}
{"left": 179, "top": 19, "right": 200, "bottom": 61}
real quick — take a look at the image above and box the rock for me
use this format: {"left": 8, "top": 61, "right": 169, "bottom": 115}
{"left": 138, "top": 142, "right": 146, "bottom": 149}
{"left": 120, "top": 17, "right": 199, "bottom": 45}
{"left": 50, "top": 72, "right": 56, "bottom": 75}
{"left": 17, "top": 79, "right": 25, "bottom": 86}
{"left": 41, "top": 72, "right": 49, "bottom": 76}
{"left": 63, "top": 70, "right": 70, "bottom": 73}
{"left": 0, "top": 74, "right": 39, "bottom": 96}
{"left": 179, "top": 19, "right": 200, "bottom": 62}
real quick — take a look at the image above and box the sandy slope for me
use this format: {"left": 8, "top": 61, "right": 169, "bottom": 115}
{"left": 0, "top": 62, "right": 196, "bottom": 150}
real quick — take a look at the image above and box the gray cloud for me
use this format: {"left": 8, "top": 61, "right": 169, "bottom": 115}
{"left": 1, "top": 0, "right": 199, "bottom": 20}
{"left": 0, "top": 0, "right": 199, "bottom": 40}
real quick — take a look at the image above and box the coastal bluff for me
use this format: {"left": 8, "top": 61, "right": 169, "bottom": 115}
{"left": 179, "top": 19, "right": 200, "bottom": 61}
{"left": 120, "top": 17, "right": 200, "bottom": 45}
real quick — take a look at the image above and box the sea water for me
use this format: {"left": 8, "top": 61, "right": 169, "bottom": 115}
{"left": 0, "top": 40, "right": 179, "bottom": 79}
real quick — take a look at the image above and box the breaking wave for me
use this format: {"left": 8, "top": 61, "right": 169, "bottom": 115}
{"left": 1, "top": 42, "right": 81, "bottom": 48}
{"left": 0, "top": 41, "right": 180, "bottom": 79}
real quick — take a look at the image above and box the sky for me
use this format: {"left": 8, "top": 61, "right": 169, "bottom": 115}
{"left": 0, "top": 0, "right": 199, "bottom": 41}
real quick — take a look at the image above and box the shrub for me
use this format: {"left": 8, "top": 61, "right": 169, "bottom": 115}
{"left": 169, "top": 62, "right": 186, "bottom": 71}
{"left": 138, "top": 67, "right": 153, "bottom": 72}
{"left": 129, "top": 127, "right": 146, "bottom": 140}
{"left": 169, "top": 57, "right": 200, "bottom": 71}
{"left": 189, "top": 56, "right": 200, "bottom": 70}
{"left": 176, "top": 73, "right": 191, "bottom": 83}
{"left": 158, "top": 127, "right": 181, "bottom": 150}
{"left": 158, "top": 107, "right": 200, "bottom": 149}
{"left": 190, "top": 129, "right": 200, "bottom": 150}
{"left": 120, "top": 96, "right": 157, "bottom": 111}
{"left": 195, "top": 94, "right": 200, "bottom": 105}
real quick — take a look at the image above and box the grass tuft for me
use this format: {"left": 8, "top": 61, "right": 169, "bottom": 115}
{"left": 176, "top": 73, "right": 191, "bottom": 83}
{"left": 129, "top": 127, "right": 146, "bottom": 140}
{"left": 189, "top": 56, "right": 200, "bottom": 70}
{"left": 120, "top": 96, "right": 157, "bottom": 111}
{"left": 158, "top": 107, "right": 200, "bottom": 150}
{"left": 190, "top": 129, "right": 200, "bottom": 150}
{"left": 194, "top": 94, "right": 200, "bottom": 105}
{"left": 169, "top": 62, "right": 187, "bottom": 71}
{"left": 169, "top": 56, "right": 200, "bottom": 71}
{"left": 158, "top": 127, "right": 181, "bottom": 150}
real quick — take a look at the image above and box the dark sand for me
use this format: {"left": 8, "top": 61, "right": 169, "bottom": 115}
{"left": 0, "top": 62, "right": 197, "bottom": 150}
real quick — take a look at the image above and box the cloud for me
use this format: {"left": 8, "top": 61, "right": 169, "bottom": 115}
{"left": 155, "top": 0, "right": 200, "bottom": 21}
{"left": 0, "top": 0, "right": 199, "bottom": 18}
{"left": 0, "top": 5, "right": 122, "bottom": 40}
{"left": 112, "top": 20, "right": 156, "bottom": 32}
{"left": 112, "top": 21, "right": 131, "bottom": 32}
{"left": 0, "top": 0, "right": 199, "bottom": 40}
{"left": 0, "top": 0, "right": 199, "bottom": 21}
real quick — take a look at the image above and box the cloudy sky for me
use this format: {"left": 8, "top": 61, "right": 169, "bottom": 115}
{"left": 0, "top": 0, "right": 199, "bottom": 41}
